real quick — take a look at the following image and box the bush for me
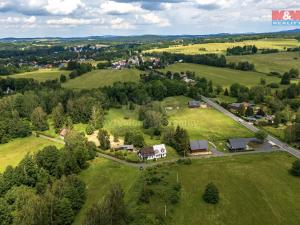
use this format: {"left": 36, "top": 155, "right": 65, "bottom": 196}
{"left": 255, "top": 130, "right": 268, "bottom": 142}
{"left": 139, "top": 188, "right": 154, "bottom": 203}
{"left": 177, "top": 158, "right": 192, "bottom": 165}
{"left": 267, "top": 83, "right": 279, "bottom": 88}
{"left": 169, "top": 192, "right": 180, "bottom": 204}
{"left": 202, "top": 182, "right": 219, "bottom": 204}
{"left": 173, "top": 183, "right": 181, "bottom": 192}
{"left": 290, "top": 160, "right": 300, "bottom": 177}
{"left": 85, "top": 124, "right": 94, "bottom": 135}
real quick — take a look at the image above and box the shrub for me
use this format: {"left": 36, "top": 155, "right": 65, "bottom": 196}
{"left": 139, "top": 188, "right": 154, "bottom": 203}
{"left": 173, "top": 183, "right": 181, "bottom": 192}
{"left": 177, "top": 158, "right": 192, "bottom": 165}
{"left": 85, "top": 124, "right": 94, "bottom": 135}
{"left": 255, "top": 130, "right": 268, "bottom": 143}
{"left": 290, "top": 160, "right": 300, "bottom": 177}
{"left": 169, "top": 192, "right": 180, "bottom": 204}
{"left": 202, "top": 182, "right": 219, "bottom": 204}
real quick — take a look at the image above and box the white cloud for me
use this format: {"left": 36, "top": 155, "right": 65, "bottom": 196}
{"left": 100, "top": 1, "right": 143, "bottom": 15}
{"left": 0, "top": 16, "right": 36, "bottom": 24}
{"left": 140, "top": 13, "right": 170, "bottom": 27}
{"left": 45, "top": 0, "right": 84, "bottom": 15}
{"left": 47, "top": 17, "right": 103, "bottom": 26}
{"left": 110, "top": 17, "right": 135, "bottom": 29}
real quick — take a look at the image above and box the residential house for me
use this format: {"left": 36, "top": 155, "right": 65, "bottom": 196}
{"left": 228, "top": 138, "right": 258, "bottom": 152}
{"left": 228, "top": 102, "right": 254, "bottom": 111}
{"left": 138, "top": 144, "right": 167, "bottom": 160}
{"left": 190, "top": 140, "right": 209, "bottom": 154}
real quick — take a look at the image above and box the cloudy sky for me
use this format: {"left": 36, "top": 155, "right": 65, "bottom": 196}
{"left": 0, "top": 0, "right": 299, "bottom": 37}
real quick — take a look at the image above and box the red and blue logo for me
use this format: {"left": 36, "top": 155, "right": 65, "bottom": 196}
{"left": 272, "top": 10, "right": 300, "bottom": 26}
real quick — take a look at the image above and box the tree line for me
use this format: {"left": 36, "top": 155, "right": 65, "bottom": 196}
{"left": 0, "top": 130, "right": 97, "bottom": 225}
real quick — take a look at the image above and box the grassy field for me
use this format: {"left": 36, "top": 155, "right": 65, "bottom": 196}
{"left": 227, "top": 51, "right": 300, "bottom": 74}
{"left": 73, "top": 152, "right": 300, "bottom": 225}
{"left": 73, "top": 158, "right": 140, "bottom": 225}
{"left": 146, "top": 38, "right": 300, "bottom": 55}
{"left": 0, "top": 136, "right": 63, "bottom": 172}
{"left": 161, "top": 63, "right": 280, "bottom": 87}
{"left": 169, "top": 152, "right": 300, "bottom": 225}
{"left": 163, "top": 96, "right": 253, "bottom": 142}
{"left": 262, "top": 125, "right": 286, "bottom": 141}
{"left": 63, "top": 68, "right": 140, "bottom": 89}
{"left": 7, "top": 69, "right": 69, "bottom": 82}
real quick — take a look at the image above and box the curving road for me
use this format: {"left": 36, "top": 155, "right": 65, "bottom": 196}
{"left": 202, "top": 96, "right": 300, "bottom": 159}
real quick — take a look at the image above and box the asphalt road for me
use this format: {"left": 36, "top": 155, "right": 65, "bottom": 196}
{"left": 202, "top": 96, "right": 300, "bottom": 159}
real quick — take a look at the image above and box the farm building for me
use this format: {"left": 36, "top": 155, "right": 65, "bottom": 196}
{"left": 190, "top": 140, "right": 209, "bottom": 153}
{"left": 138, "top": 144, "right": 167, "bottom": 160}
{"left": 228, "top": 138, "right": 258, "bottom": 152}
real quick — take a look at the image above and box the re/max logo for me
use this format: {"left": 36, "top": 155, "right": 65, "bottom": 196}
{"left": 272, "top": 10, "right": 300, "bottom": 26}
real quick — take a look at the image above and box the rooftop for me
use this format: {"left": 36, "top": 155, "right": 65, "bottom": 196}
{"left": 190, "top": 140, "right": 209, "bottom": 151}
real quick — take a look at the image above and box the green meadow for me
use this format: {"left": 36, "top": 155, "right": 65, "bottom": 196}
{"left": 227, "top": 51, "right": 300, "bottom": 74}
{"left": 73, "top": 158, "right": 140, "bottom": 225}
{"left": 162, "top": 63, "right": 280, "bottom": 87}
{"left": 73, "top": 152, "right": 300, "bottom": 225}
{"left": 163, "top": 96, "right": 253, "bottom": 141}
{"left": 63, "top": 68, "right": 140, "bottom": 89}
{"left": 146, "top": 38, "right": 300, "bottom": 55}
{"left": 0, "top": 136, "right": 63, "bottom": 172}
{"left": 7, "top": 69, "right": 69, "bottom": 82}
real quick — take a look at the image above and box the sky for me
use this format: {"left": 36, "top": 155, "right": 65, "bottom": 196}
{"left": 0, "top": 0, "right": 299, "bottom": 37}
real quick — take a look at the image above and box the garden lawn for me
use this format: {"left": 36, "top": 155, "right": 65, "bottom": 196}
{"left": 162, "top": 63, "right": 280, "bottom": 87}
{"left": 72, "top": 158, "right": 140, "bottom": 225}
{"left": 227, "top": 51, "right": 300, "bottom": 74}
{"left": 0, "top": 136, "right": 63, "bottom": 172}
{"left": 63, "top": 68, "right": 140, "bottom": 89}
{"left": 163, "top": 96, "right": 253, "bottom": 141}
{"left": 146, "top": 38, "right": 300, "bottom": 55}
{"left": 7, "top": 69, "right": 69, "bottom": 82}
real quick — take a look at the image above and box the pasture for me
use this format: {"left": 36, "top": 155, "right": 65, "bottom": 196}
{"left": 73, "top": 152, "right": 300, "bottom": 225}
{"left": 7, "top": 69, "right": 69, "bottom": 82}
{"left": 163, "top": 96, "right": 253, "bottom": 141}
{"left": 62, "top": 68, "right": 140, "bottom": 89}
{"left": 168, "top": 152, "right": 300, "bottom": 225}
{"left": 0, "top": 136, "right": 63, "bottom": 172}
{"left": 162, "top": 63, "right": 280, "bottom": 87}
{"left": 146, "top": 38, "right": 300, "bottom": 55}
{"left": 227, "top": 51, "right": 300, "bottom": 74}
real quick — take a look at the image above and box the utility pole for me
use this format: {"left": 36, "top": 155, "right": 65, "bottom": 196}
{"left": 165, "top": 204, "right": 167, "bottom": 217}
{"left": 177, "top": 171, "right": 179, "bottom": 183}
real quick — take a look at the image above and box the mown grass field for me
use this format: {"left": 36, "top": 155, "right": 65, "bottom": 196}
{"left": 163, "top": 96, "right": 253, "bottom": 141}
{"left": 73, "top": 158, "right": 140, "bottom": 225}
{"left": 227, "top": 51, "right": 300, "bottom": 74}
{"left": 146, "top": 38, "right": 300, "bottom": 55}
{"left": 161, "top": 63, "right": 280, "bottom": 87}
{"left": 73, "top": 152, "right": 300, "bottom": 225}
{"left": 7, "top": 69, "right": 69, "bottom": 82}
{"left": 63, "top": 68, "right": 140, "bottom": 89}
{"left": 0, "top": 135, "right": 63, "bottom": 172}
